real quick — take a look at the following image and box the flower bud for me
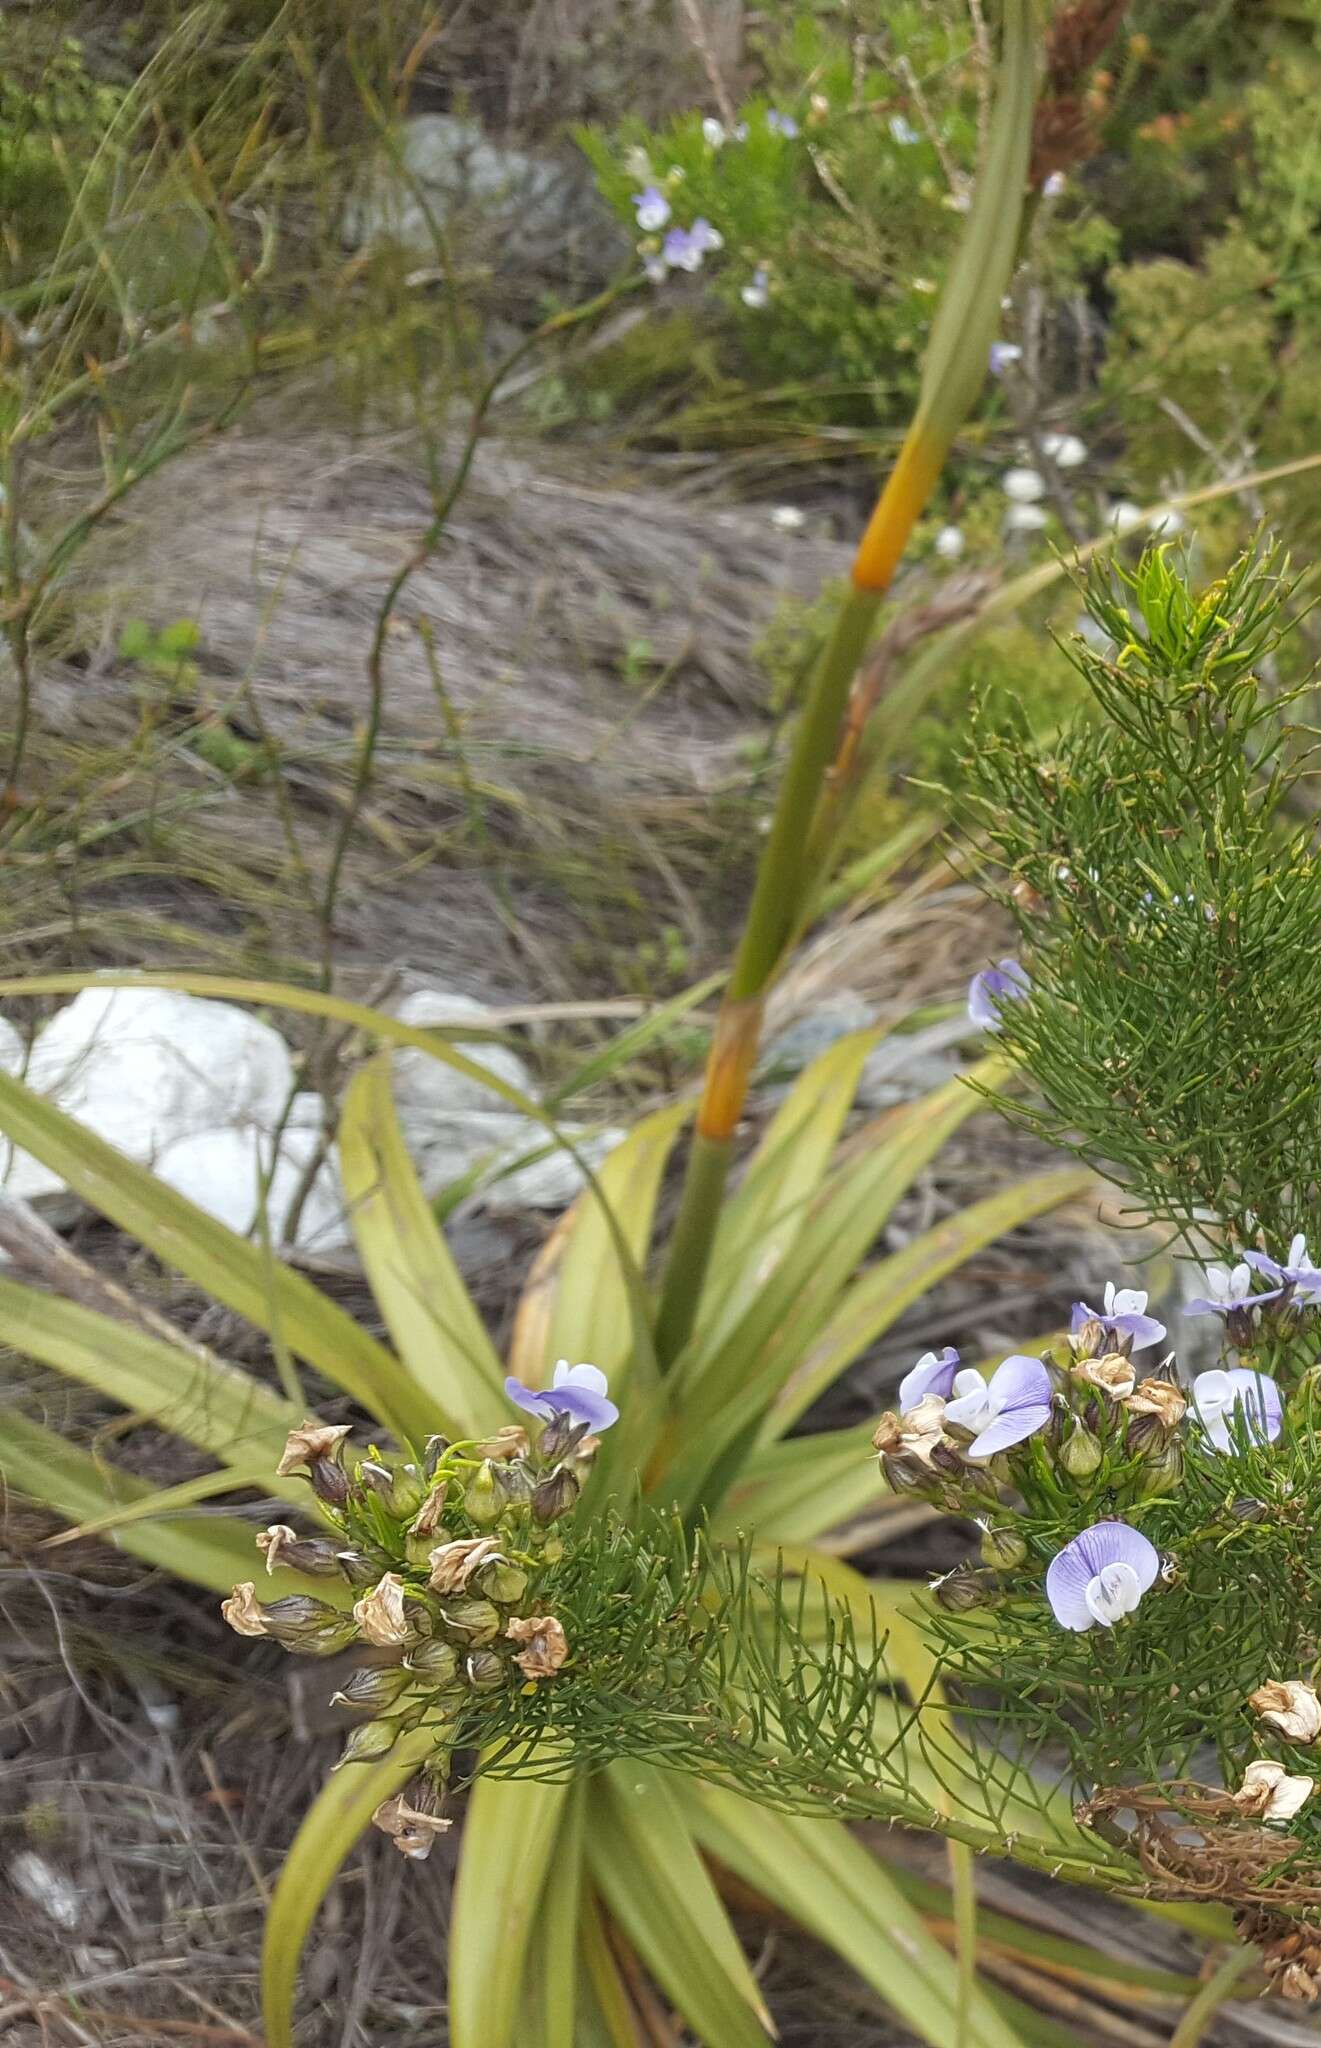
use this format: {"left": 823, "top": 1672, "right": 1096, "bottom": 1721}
{"left": 1070, "top": 1318, "right": 1106, "bottom": 1361}
{"left": 1231, "top": 1497, "right": 1269, "bottom": 1524}
{"left": 465, "top": 1650, "right": 506, "bottom": 1691}
{"left": 406, "top": 1638, "right": 460, "bottom": 1686}
{"left": 334, "top": 1717, "right": 402, "bottom": 1768}
{"left": 438, "top": 1598, "right": 502, "bottom": 1645}
{"left": 331, "top": 1664, "right": 415, "bottom": 1712}
{"left": 1134, "top": 1437, "right": 1183, "bottom": 1500}
{"left": 980, "top": 1526, "right": 1028, "bottom": 1571}
{"left": 1058, "top": 1424, "right": 1102, "bottom": 1478}
{"left": 358, "top": 1460, "right": 394, "bottom": 1498}
{"left": 475, "top": 1560, "right": 529, "bottom": 1605}
{"left": 494, "top": 1460, "right": 536, "bottom": 1509}
{"left": 881, "top": 1452, "right": 930, "bottom": 1495}
{"left": 536, "top": 1411, "right": 588, "bottom": 1463}
{"left": 262, "top": 1595, "right": 360, "bottom": 1656}
{"left": 423, "top": 1434, "right": 451, "bottom": 1481}
{"left": 464, "top": 1461, "right": 503, "bottom": 1526}
{"left": 1123, "top": 1411, "right": 1165, "bottom": 1457}
{"left": 386, "top": 1463, "right": 426, "bottom": 1519}
{"left": 933, "top": 1568, "right": 993, "bottom": 1614}
{"left": 532, "top": 1466, "right": 580, "bottom": 1526}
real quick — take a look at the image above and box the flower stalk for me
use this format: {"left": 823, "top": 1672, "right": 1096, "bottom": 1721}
{"left": 654, "top": 0, "right": 1041, "bottom": 1367}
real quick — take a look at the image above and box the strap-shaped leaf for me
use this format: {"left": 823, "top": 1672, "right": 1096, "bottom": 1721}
{"left": 449, "top": 1770, "right": 572, "bottom": 2048}
{"left": 586, "top": 1763, "right": 773, "bottom": 2047}
{"left": 0, "top": 1065, "right": 432, "bottom": 1445}
{"left": 339, "top": 1053, "right": 507, "bottom": 1438}
{"left": 0, "top": 1273, "right": 294, "bottom": 1463}
{"left": 262, "top": 1726, "right": 439, "bottom": 2048}
{"left": 517, "top": 1782, "right": 586, "bottom": 2048}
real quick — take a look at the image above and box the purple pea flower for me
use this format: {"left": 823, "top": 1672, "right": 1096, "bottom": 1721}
{"left": 1046, "top": 1521, "right": 1159, "bottom": 1631}
{"left": 898, "top": 1346, "right": 961, "bottom": 1413}
{"left": 632, "top": 186, "right": 671, "bottom": 233}
{"left": 662, "top": 218, "right": 724, "bottom": 273}
{"left": 1190, "top": 1367, "right": 1283, "bottom": 1454}
{"left": 504, "top": 1360, "right": 619, "bottom": 1433}
{"left": 1243, "top": 1234, "right": 1321, "bottom": 1308}
{"left": 1070, "top": 1281, "right": 1166, "bottom": 1353}
{"left": 766, "top": 110, "right": 799, "bottom": 138}
{"left": 944, "top": 1353, "right": 1053, "bottom": 1460}
{"left": 1185, "top": 1261, "right": 1281, "bottom": 1319}
{"left": 967, "top": 958, "right": 1030, "bottom": 1031}
{"left": 988, "top": 341, "right": 1022, "bottom": 375}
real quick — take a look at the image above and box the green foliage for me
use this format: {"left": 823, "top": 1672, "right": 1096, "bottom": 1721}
{"left": 960, "top": 541, "right": 1317, "bottom": 1258}
{"left": 0, "top": 24, "right": 123, "bottom": 280}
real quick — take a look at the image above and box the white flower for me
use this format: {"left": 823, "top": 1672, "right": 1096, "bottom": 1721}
{"left": 701, "top": 117, "right": 726, "bottom": 147}
{"left": 741, "top": 266, "right": 771, "bottom": 309}
{"left": 624, "top": 146, "right": 653, "bottom": 183}
{"left": 912, "top": 276, "right": 937, "bottom": 294}
{"left": 889, "top": 115, "right": 920, "bottom": 145}
{"left": 934, "top": 524, "right": 965, "bottom": 561}
{"left": 1004, "top": 503, "right": 1049, "bottom": 533}
{"left": 1198, "top": 1262, "right": 1253, "bottom": 1310}
{"left": 1250, "top": 1680, "right": 1321, "bottom": 1746}
{"left": 1042, "top": 171, "right": 1066, "bottom": 198}
{"left": 632, "top": 185, "right": 671, "bottom": 233}
{"left": 1108, "top": 500, "right": 1146, "bottom": 533}
{"left": 770, "top": 504, "right": 806, "bottom": 532}
{"left": 1149, "top": 504, "right": 1185, "bottom": 535}
{"left": 1234, "top": 1760, "right": 1314, "bottom": 1823}
{"left": 642, "top": 252, "right": 667, "bottom": 284}
{"left": 945, "top": 189, "right": 973, "bottom": 213}
{"left": 1002, "top": 467, "right": 1046, "bottom": 503}
{"left": 1041, "top": 432, "right": 1088, "bottom": 469}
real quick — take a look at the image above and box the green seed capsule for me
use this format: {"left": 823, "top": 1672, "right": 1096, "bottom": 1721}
{"left": 334, "top": 1717, "right": 402, "bottom": 1767}
{"left": 406, "top": 1638, "right": 460, "bottom": 1686}
{"left": 438, "top": 1598, "right": 502, "bottom": 1645}
{"left": 1058, "top": 1425, "right": 1102, "bottom": 1479}
{"left": 331, "top": 1664, "right": 414, "bottom": 1711}
{"left": 980, "top": 1526, "right": 1028, "bottom": 1571}
{"left": 475, "top": 1561, "right": 529, "bottom": 1604}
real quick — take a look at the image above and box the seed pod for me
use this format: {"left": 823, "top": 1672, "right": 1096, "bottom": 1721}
{"left": 1231, "top": 1497, "right": 1269, "bottom": 1524}
{"left": 1134, "top": 1437, "right": 1183, "bottom": 1500}
{"left": 934, "top": 1568, "right": 993, "bottom": 1613}
{"left": 334, "top": 1717, "right": 402, "bottom": 1768}
{"left": 261, "top": 1596, "right": 359, "bottom": 1656}
{"left": 423, "top": 1434, "right": 451, "bottom": 1481}
{"left": 980, "top": 1526, "right": 1028, "bottom": 1571}
{"left": 438, "top": 1598, "right": 502, "bottom": 1646}
{"left": 1058, "top": 1424, "right": 1102, "bottom": 1479}
{"left": 465, "top": 1650, "right": 506, "bottom": 1691}
{"left": 358, "top": 1461, "right": 394, "bottom": 1499}
{"left": 406, "top": 1638, "right": 460, "bottom": 1686}
{"left": 493, "top": 1460, "right": 536, "bottom": 1509}
{"left": 475, "top": 1560, "right": 529, "bottom": 1605}
{"left": 336, "top": 1549, "right": 382, "bottom": 1587}
{"left": 532, "top": 1467, "right": 580, "bottom": 1527}
{"left": 309, "top": 1456, "right": 351, "bottom": 1509}
{"left": 387, "top": 1463, "right": 427, "bottom": 1519}
{"left": 331, "top": 1664, "right": 415, "bottom": 1712}
{"left": 536, "top": 1411, "right": 587, "bottom": 1463}
{"left": 881, "top": 1452, "right": 930, "bottom": 1495}
{"left": 464, "top": 1461, "right": 503, "bottom": 1527}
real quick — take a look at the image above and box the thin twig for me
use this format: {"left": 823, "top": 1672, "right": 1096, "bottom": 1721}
{"left": 676, "top": 0, "right": 738, "bottom": 130}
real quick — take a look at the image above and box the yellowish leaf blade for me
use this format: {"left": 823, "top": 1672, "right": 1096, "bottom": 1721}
{"left": 449, "top": 1771, "right": 571, "bottom": 2048}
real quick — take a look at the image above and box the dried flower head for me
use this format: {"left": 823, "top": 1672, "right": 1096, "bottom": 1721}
{"left": 371, "top": 1794, "right": 453, "bottom": 1860}
{"left": 872, "top": 1393, "right": 950, "bottom": 1465}
{"left": 506, "top": 1614, "right": 569, "bottom": 1679}
{"left": 1124, "top": 1379, "right": 1187, "bottom": 1427}
{"left": 1073, "top": 1352, "right": 1136, "bottom": 1398}
{"left": 353, "top": 1573, "right": 411, "bottom": 1647}
{"left": 221, "top": 1582, "right": 269, "bottom": 1637}
{"left": 255, "top": 1524, "right": 300, "bottom": 1574}
{"left": 475, "top": 1425, "right": 530, "bottom": 1462}
{"left": 1234, "top": 1761, "right": 1314, "bottom": 1823}
{"left": 276, "top": 1419, "right": 351, "bottom": 1477}
{"left": 427, "top": 1537, "right": 502, "bottom": 1594}
{"left": 1250, "top": 1681, "right": 1321, "bottom": 1746}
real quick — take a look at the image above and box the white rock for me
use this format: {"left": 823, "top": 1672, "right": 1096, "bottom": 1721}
{"left": 407, "top": 1109, "right": 623, "bottom": 1214}
{"left": 1004, "top": 503, "right": 1049, "bottom": 533}
{"left": 934, "top": 524, "right": 966, "bottom": 560}
{"left": 391, "top": 989, "right": 534, "bottom": 1123}
{"left": 1002, "top": 467, "right": 1046, "bottom": 503}
{"left": 1108, "top": 500, "right": 1146, "bottom": 534}
{"left": 1041, "top": 432, "right": 1088, "bottom": 469}
{"left": 152, "top": 1123, "right": 350, "bottom": 1255}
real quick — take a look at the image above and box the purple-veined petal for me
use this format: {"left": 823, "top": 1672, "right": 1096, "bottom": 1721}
{"left": 967, "top": 958, "right": 1030, "bottom": 1032}
{"left": 944, "top": 1382, "right": 993, "bottom": 1432}
{"left": 898, "top": 1346, "right": 960, "bottom": 1413}
{"left": 1046, "top": 1521, "right": 1159, "bottom": 1630}
{"left": 1225, "top": 1367, "right": 1283, "bottom": 1444}
{"left": 967, "top": 1404, "right": 1051, "bottom": 1460}
{"left": 1243, "top": 1249, "right": 1285, "bottom": 1284}
{"left": 1044, "top": 1545, "right": 1097, "bottom": 1630}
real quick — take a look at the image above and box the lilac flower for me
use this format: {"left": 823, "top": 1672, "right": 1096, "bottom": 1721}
{"left": 741, "top": 266, "right": 771, "bottom": 309}
{"left": 889, "top": 115, "right": 920, "bottom": 145}
{"left": 944, "top": 1354, "right": 1053, "bottom": 1460}
{"left": 766, "top": 110, "right": 799, "bottom": 138}
{"left": 1070, "top": 1282, "right": 1166, "bottom": 1353}
{"left": 662, "top": 218, "right": 724, "bottom": 273}
{"left": 504, "top": 1360, "right": 619, "bottom": 1433}
{"left": 1243, "top": 1234, "right": 1321, "bottom": 1307}
{"left": 1042, "top": 171, "right": 1066, "bottom": 198}
{"left": 898, "top": 1346, "right": 962, "bottom": 1413}
{"left": 1185, "top": 1261, "right": 1281, "bottom": 1318}
{"left": 632, "top": 186, "right": 671, "bottom": 233}
{"left": 967, "top": 958, "right": 1030, "bottom": 1031}
{"left": 1046, "top": 1521, "right": 1159, "bottom": 1631}
{"left": 1190, "top": 1367, "right": 1283, "bottom": 1454}
{"left": 988, "top": 341, "right": 1022, "bottom": 375}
